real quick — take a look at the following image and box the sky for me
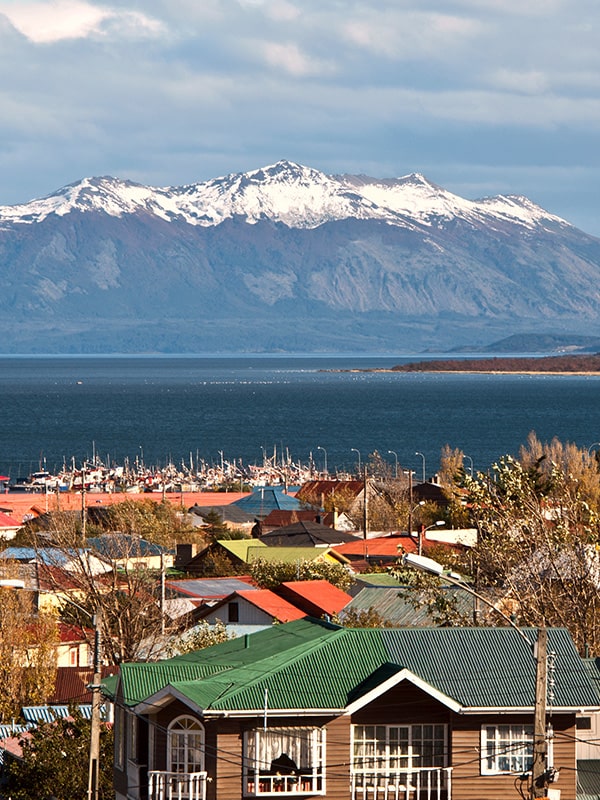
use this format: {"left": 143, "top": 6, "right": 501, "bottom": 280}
{"left": 1, "top": 0, "right": 599, "bottom": 235}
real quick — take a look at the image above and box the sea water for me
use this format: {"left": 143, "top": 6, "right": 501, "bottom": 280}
{"left": 0, "top": 354, "right": 599, "bottom": 480}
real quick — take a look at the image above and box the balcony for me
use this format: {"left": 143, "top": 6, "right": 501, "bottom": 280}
{"left": 148, "top": 770, "right": 208, "bottom": 800}
{"left": 245, "top": 771, "right": 324, "bottom": 796}
{"left": 351, "top": 767, "right": 452, "bottom": 800}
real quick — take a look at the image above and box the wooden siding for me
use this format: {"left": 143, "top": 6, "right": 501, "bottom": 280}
{"left": 133, "top": 686, "right": 578, "bottom": 800}
{"left": 451, "top": 713, "right": 577, "bottom": 800}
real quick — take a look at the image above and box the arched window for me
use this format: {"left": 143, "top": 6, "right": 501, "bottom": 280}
{"left": 168, "top": 716, "right": 205, "bottom": 774}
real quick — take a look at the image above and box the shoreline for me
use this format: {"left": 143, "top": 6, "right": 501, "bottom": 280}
{"left": 332, "top": 368, "right": 600, "bottom": 376}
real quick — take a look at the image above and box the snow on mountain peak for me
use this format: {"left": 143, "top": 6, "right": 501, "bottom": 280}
{"left": 0, "top": 162, "right": 570, "bottom": 232}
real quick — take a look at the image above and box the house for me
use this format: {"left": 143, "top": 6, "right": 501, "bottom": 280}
{"left": 188, "top": 504, "right": 256, "bottom": 534}
{"left": 274, "top": 580, "right": 353, "bottom": 619}
{"left": 196, "top": 588, "right": 307, "bottom": 626}
{"left": 331, "top": 533, "right": 463, "bottom": 572}
{"left": 296, "top": 479, "right": 365, "bottom": 516}
{"left": 0, "top": 546, "right": 111, "bottom": 576}
{"left": 260, "top": 509, "right": 355, "bottom": 534}
{"left": 86, "top": 533, "right": 175, "bottom": 570}
{"left": 111, "top": 617, "right": 599, "bottom": 800}
{"left": 232, "top": 487, "right": 302, "bottom": 518}
{"left": 0, "top": 510, "right": 22, "bottom": 540}
{"left": 258, "top": 520, "right": 359, "bottom": 548}
{"left": 182, "top": 539, "right": 268, "bottom": 575}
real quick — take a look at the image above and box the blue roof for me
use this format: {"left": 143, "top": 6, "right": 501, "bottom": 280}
{"left": 233, "top": 487, "right": 301, "bottom": 516}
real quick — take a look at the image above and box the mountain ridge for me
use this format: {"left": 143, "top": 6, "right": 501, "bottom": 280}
{"left": 0, "top": 160, "right": 598, "bottom": 354}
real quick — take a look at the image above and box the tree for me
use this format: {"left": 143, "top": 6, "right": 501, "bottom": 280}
{"left": 336, "top": 607, "right": 389, "bottom": 628}
{"left": 463, "top": 453, "right": 600, "bottom": 655}
{"left": 250, "top": 558, "right": 354, "bottom": 592}
{"left": 5, "top": 709, "right": 113, "bottom": 800}
{"left": 26, "top": 512, "right": 180, "bottom": 664}
{"left": 167, "top": 619, "right": 234, "bottom": 656}
{"left": 0, "top": 586, "right": 58, "bottom": 722}
{"left": 437, "top": 444, "right": 466, "bottom": 488}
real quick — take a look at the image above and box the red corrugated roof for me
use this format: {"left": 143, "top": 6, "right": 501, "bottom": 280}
{"left": 0, "top": 511, "right": 20, "bottom": 528}
{"left": 332, "top": 535, "right": 417, "bottom": 557}
{"left": 235, "top": 589, "right": 306, "bottom": 622}
{"left": 278, "top": 580, "right": 352, "bottom": 616}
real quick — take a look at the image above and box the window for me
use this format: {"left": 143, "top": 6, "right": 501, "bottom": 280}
{"left": 481, "top": 724, "right": 533, "bottom": 774}
{"left": 228, "top": 602, "right": 239, "bottom": 623}
{"left": 168, "top": 716, "right": 205, "bottom": 774}
{"left": 244, "top": 726, "right": 325, "bottom": 795}
{"left": 351, "top": 724, "right": 448, "bottom": 794}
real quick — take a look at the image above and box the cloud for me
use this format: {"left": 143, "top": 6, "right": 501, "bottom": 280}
{"left": 259, "top": 40, "right": 333, "bottom": 76}
{"left": 0, "top": 0, "right": 164, "bottom": 43}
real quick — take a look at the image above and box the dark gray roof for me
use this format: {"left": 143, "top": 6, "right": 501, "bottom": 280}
{"left": 189, "top": 505, "right": 255, "bottom": 524}
{"left": 166, "top": 577, "right": 257, "bottom": 600}
{"left": 260, "top": 521, "right": 359, "bottom": 547}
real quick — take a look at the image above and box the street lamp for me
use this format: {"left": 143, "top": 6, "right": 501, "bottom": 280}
{"left": 351, "top": 448, "right": 362, "bottom": 475}
{"left": 588, "top": 442, "right": 600, "bottom": 458}
{"left": 387, "top": 450, "right": 399, "bottom": 479}
{"left": 415, "top": 519, "right": 445, "bottom": 556}
{"left": 402, "top": 552, "right": 549, "bottom": 800}
{"left": 317, "top": 446, "right": 328, "bottom": 475}
{"left": 463, "top": 454, "right": 474, "bottom": 477}
{"left": 415, "top": 451, "right": 426, "bottom": 483}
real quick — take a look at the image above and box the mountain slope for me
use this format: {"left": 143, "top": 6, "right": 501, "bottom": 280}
{"left": 0, "top": 161, "right": 598, "bottom": 353}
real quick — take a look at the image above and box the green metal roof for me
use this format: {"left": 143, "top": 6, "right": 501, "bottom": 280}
{"left": 245, "top": 546, "right": 338, "bottom": 564}
{"left": 119, "top": 618, "right": 600, "bottom": 715}
{"left": 216, "top": 539, "right": 267, "bottom": 561}
{"left": 344, "top": 586, "right": 481, "bottom": 626}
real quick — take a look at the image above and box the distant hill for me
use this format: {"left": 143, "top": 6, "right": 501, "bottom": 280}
{"left": 1, "top": 160, "right": 600, "bottom": 353}
{"left": 451, "top": 333, "right": 600, "bottom": 354}
{"left": 392, "top": 354, "right": 600, "bottom": 373}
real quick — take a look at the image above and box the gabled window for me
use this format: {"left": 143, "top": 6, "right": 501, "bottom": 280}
{"left": 168, "top": 715, "right": 205, "bottom": 774}
{"left": 228, "top": 602, "right": 239, "bottom": 623}
{"left": 244, "top": 726, "right": 325, "bottom": 795}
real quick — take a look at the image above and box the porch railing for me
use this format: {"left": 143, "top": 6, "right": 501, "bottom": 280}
{"left": 244, "top": 770, "right": 325, "bottom": 795}
{"left": 351, "top": 767, "right": 452, "bottom": 800}
{"left": 148, "top": 770, "right": 208, "bottom": 800}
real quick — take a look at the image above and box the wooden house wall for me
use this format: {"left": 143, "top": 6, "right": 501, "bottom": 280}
{"left": 134, "top": 689, "right": 578, "bottom": 800}
{"left": 451, "top": 713, "right": 577, "bottom": 800}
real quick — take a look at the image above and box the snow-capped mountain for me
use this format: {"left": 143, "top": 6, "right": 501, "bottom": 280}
{"left": 0, "top": 161, "right": 598, "bottom": 354}
{"left": 0, "top": 160, "right": 567, "bottom": 231}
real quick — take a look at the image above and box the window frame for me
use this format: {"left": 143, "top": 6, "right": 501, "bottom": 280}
{"left": 480, "top": 723, "right": 550, "bottom": 775}
{"left": 167, "top": 715, "right": 206, "bottom": 774}
{"left": 243, "top": 725, "right": 326, "bottom": 796}
{"left": 351, "top": 723, "right": 448, "bottom": 784}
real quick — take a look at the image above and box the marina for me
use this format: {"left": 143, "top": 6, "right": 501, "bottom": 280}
{"left": 1, "top": 354, "right": 600, "bottom": 486}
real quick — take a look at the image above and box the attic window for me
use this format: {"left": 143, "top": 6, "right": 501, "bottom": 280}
{"left": 228, "top": 602, "right": 239, "bottom": 623}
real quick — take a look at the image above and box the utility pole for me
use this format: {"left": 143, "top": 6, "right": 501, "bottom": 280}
{"left": 403, "top": 554, "right": 551, "bottom": 800}
{"left": 88, "top": 611, "right": 102, "bottom": 800}
{"left": 363, "top": 465, "right": 368, "bottom": 540}
{"left": 81, "top": 465, "right": 87, "bottom": 539}
{"left": 532, "top": 627, "right": 548, "bottom": 799}
{"left": 407, "top": 470, "right": 414, "bottom": 539}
